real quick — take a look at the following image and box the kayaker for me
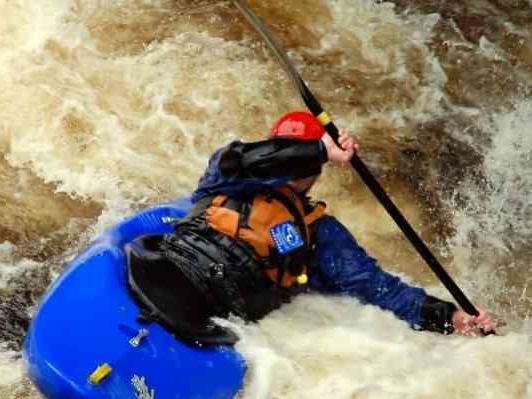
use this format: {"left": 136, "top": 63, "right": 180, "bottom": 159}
{"left": 161, "top": 111, "right": 496, "bottom": 338}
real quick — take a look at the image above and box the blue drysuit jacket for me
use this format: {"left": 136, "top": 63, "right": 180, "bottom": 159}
{"left": 191, "top": 139, "right": 455, "bottom": 333}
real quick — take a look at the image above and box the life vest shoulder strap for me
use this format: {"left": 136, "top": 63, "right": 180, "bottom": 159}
{"left": 211, "top": 195, "right": 228, "bottom": 207}
{"left": 205, "top": 195, "right": 241, "bottom": 238}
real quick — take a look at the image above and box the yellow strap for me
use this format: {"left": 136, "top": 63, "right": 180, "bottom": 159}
{"left": 88, "top": 363, "right": 112, "bottom": 385}
{"left": 317, "top": 111, "right": 332, "bottom": 126}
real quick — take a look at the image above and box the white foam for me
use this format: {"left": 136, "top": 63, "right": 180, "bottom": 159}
{"left": 322, "top": 0, "right": 447, "bottom": 133}
{"left": 0, "top": 348, "right": 25, "bottom": 387}
{"left": 0, "top": 242, "right": 40, "bottom": 290}
{"left": 233, "top": 295, "right": 532, "bottom": 399}
{"left": 444, "top": 100, "right": 532, "bottom": 321}
{"left": 0, "top": 1, "right": 531, "bottom": 398}
{"left": 0, "top": 0, "right": 73, "bottom": 58}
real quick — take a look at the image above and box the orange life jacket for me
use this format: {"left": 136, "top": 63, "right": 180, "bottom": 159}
{"left": 203, "top": 187, "right": 326, "bottom": 288}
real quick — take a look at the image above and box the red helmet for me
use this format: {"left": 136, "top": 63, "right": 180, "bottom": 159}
{"left": 270, "top": 111, "right": 325, "bottom": 140}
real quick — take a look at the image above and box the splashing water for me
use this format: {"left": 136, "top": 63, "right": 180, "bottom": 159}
{"left": 448, "top": 100, "right": 532, "bottom": 325}
{"left": 1, "top": 0, "right": 532, "bottom": 398}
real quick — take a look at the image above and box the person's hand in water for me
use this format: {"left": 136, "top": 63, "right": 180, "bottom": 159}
{"left": 452, "top": 307, "right": 497, "bottom": 335}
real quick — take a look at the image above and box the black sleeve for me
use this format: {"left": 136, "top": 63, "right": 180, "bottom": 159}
{"left": 418, "top": 295, "right": 458, "bottom": 334}
{"left": 218, "top": 138, "right": 327, "bottom": 180}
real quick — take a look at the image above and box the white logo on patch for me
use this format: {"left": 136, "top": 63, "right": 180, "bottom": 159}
{"left": 284, "top": 223, "right": 298, "bottom": 245}
{"left": 131, "top": 375, "right": 155, "bottom": 399}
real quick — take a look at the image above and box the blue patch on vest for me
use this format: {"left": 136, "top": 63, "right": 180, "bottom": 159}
{"left": 270, "top": 222, "right": 305, "bottom": 255}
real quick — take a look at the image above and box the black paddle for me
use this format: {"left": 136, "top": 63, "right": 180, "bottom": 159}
{"left": 233, "top": 0, "right": 495, "bottom": 334}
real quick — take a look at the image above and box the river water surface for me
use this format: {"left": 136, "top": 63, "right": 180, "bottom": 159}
{"left": 1, "top": 0, "right": 532, "bottom": 398}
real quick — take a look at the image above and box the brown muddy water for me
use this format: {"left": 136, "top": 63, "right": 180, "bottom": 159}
{"left": 1, "top": 0, "right": 532, "bottom": 398}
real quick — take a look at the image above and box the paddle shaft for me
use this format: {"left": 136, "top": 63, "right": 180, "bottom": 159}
{"left": 233, "top": 0, "right": 481, "bottom": 317}
{"left": 302, "top": 85, "right": 479, "bottom": 318}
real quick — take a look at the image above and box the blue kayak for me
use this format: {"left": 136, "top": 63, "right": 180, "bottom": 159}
{"left": 23, "top": 198, "right": 247, "bottom": 398}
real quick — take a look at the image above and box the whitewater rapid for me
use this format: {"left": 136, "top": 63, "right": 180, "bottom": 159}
{"left": 1, "top": 0, "right": 532, "bottom": 398}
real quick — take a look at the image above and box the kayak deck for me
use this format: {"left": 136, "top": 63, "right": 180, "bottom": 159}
{"left": 24, "top": 199, "right": 246, "bottom": 398}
